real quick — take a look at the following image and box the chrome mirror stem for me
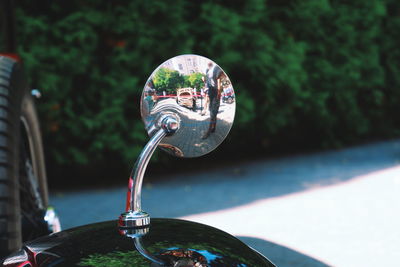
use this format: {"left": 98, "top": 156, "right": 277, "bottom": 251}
{"left": 128, "top": 128, "right": 166, "bottom": 213}
{"left": 134, "top": 237, "right": 166, "bottom": 266}
{"left": 118, "top": 228, "right": 167, "bottom": 266}
{"left": 119, "top": 115, "right": 179, "bottom": 228}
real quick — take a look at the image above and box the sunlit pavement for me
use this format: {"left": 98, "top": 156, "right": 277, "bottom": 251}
{"left": 182, "top": 165, "right": 400, "bottom": 267}
{"left": 51, "top": 139, "right": 400, "bottom": 267}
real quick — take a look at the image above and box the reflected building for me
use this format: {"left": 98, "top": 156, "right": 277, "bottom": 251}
{"left": 162, "top": 55, "right": 209, "bottom": 75}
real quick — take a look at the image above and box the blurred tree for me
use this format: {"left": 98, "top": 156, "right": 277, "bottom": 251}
{"left": 10, "top": 0, "right": 400, "bottom": 184}
{"left": 153, "top": 68, "right": 184, "bottom": 94}
{"left": 266, "top": 0, "right": 387, "bottom": 147}
{"left": 379, "top": 0, "right": 400, "bottom": 135}
{"left": 186, "top": 72, "right": 204, "bottom": 91}
{"left": 15, "top": 0, "right": 191, "bottom": 172}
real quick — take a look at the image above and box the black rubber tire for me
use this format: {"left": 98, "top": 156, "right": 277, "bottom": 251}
{"left": 0, "top": 56, "right": 48, "bottom": 258}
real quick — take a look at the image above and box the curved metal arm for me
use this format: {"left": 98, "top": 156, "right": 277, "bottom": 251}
{"left": 119, "top": 115, "right": 179, "bottom": 228}
{"left": 134, "top": 237, "right": 166, "bottom": 266}
{"left": 127, "top": 128, "right": 166, "bottom": 212}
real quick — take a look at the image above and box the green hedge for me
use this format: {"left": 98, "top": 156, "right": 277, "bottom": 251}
{"left": 15, "top": 0, "right": 400, "bottom": 173}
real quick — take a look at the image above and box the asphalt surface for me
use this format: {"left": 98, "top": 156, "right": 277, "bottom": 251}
{"left": 50, "top": 139, "right": 400, "bottom": 267}
{"left": 148, "top": 97, "right": 235, "bottom": 157}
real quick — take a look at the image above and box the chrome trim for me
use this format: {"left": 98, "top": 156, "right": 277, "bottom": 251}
{"left": 119, "top": 210, "right": 151, "bottom": 229}
{"left": 118, "top": 227, "right": 167, "bottom": 266}
{"left": 129, "top": 128, "right": 166, "bottom": 213}
{"left": 44, "top": 206, "right": 61, "bottom": 233}
{"left": 140, "top": 54, "right": 236, "bottom": 158}
{"left": 31, "top": 89, "right": 42, "bottom": 98}
{"left": 134, "top": 237, "right": 166, "bottom": 266}
{"left": 119, "top": 115, "right": 179, "bottom": 228}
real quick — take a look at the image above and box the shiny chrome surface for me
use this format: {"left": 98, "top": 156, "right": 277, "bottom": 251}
{"left": 134, "top": 237, "right": 166, "bottom": 266}
{"left": 119, "top": 210, "right": 151, "bottom": 229}
{"left": 120, "top": 55, "right": 235, "bottom": 229}
{"left": 31, "top": 89, "right": 42, "bottom": 98}
{"left": 120, "top": 116, "right": 179, "bottom": 228}
{"left": 2, "top": 219, "right": 275, "bottom": 266}
{"left": 127, "top": 129, "right": 167, "bottom": 213}
{"left": 141, "top": 54, "right": 235, "bottom": 158}
{"left": 118, "top": 226, "right": 150, "bottom": 239}
{"left": 119, "top": 227, "right": 167, "bottom": 265}
{"left": 44, "top": 206, "right": 61, "bottom": 233}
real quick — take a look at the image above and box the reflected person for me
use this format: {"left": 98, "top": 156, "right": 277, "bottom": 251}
{"left": 201, "top": 87, "right": 209, "bottom": 116}
{"left": 144, "top": 90, "right": 155, "bottom": 112}
{"left": 142, "top": 90, "right": 157, "bottom": 129}
{"left": 202, "top": 61, "right": 224, "bottom": 139}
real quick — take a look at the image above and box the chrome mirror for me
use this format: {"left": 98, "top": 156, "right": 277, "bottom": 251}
{"left": 141, "top": 54, "right": 235, "bottom": 158}
{"left": 119, "top": 54, "right": 235, "bottom": 230}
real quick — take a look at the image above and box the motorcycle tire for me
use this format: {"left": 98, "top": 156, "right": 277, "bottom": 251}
{"left": 0, "top": 56, "right": 49, "bottom": 258}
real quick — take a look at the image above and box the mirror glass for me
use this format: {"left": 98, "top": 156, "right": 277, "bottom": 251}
{"left": 141, "top": 54, "right": 235, "bottom": 158}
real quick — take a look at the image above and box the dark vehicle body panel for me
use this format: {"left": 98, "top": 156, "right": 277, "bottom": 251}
{"left": 3, "top": 218, "right": 274, "bottom": 266}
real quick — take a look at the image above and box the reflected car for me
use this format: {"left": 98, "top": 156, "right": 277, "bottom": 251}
{"left": 222, "top": 86, "right": 235, "bottom": 104}
{"left": 176, "top": 88, "right": 196, "bottom": 110}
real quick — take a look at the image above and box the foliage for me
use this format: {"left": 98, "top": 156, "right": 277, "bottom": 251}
{"left": 152, "top": 68, "right": 204, "bottom": 95}
{"left": 153, "top": 67, "right": 185, "bottom": 94}
{"left": 186, "top": 72, "right": 205, "bottom": 91}
{"left": 78, "top": 251, "right": 149, "bottom": 267}
{"left": 10, "top": 0, "right": 400, "bottom": 180}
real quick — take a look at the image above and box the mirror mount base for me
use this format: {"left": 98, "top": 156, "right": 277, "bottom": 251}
{"left": 119, "top": 210, "right": 150, "bottom": 229}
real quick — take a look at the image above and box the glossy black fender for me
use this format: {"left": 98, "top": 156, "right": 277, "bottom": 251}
{"left": 2, "top": 218, "right": 275, "bottom": 266}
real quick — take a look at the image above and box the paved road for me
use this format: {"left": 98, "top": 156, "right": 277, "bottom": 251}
{"left": 149, "top": 97, "right": 234, "bottom": 157}
{"left": 50, "top": 139, "right": 400, "bottom": 267}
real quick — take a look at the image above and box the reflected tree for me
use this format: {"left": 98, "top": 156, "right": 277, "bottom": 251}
{"left": 186, "top": 72, "right": 205, "bottom": 91}
{"left": 153, "top": 68, "right": 184, "bottom": 94}
{"left": 78, "top": 251, "right": 150, "bottom": 267}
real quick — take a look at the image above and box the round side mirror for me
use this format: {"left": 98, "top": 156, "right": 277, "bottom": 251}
{"left": 141, "top": 54, "right": 235, "bottom": 158}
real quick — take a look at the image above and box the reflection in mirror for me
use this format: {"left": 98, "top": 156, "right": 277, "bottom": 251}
{"left": 141, "top": 54, "right": 235, "bottom": 158}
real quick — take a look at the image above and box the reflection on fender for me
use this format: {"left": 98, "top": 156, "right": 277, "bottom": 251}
{"left": 3, "top": 242, "right": 64, "bottom": 267}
